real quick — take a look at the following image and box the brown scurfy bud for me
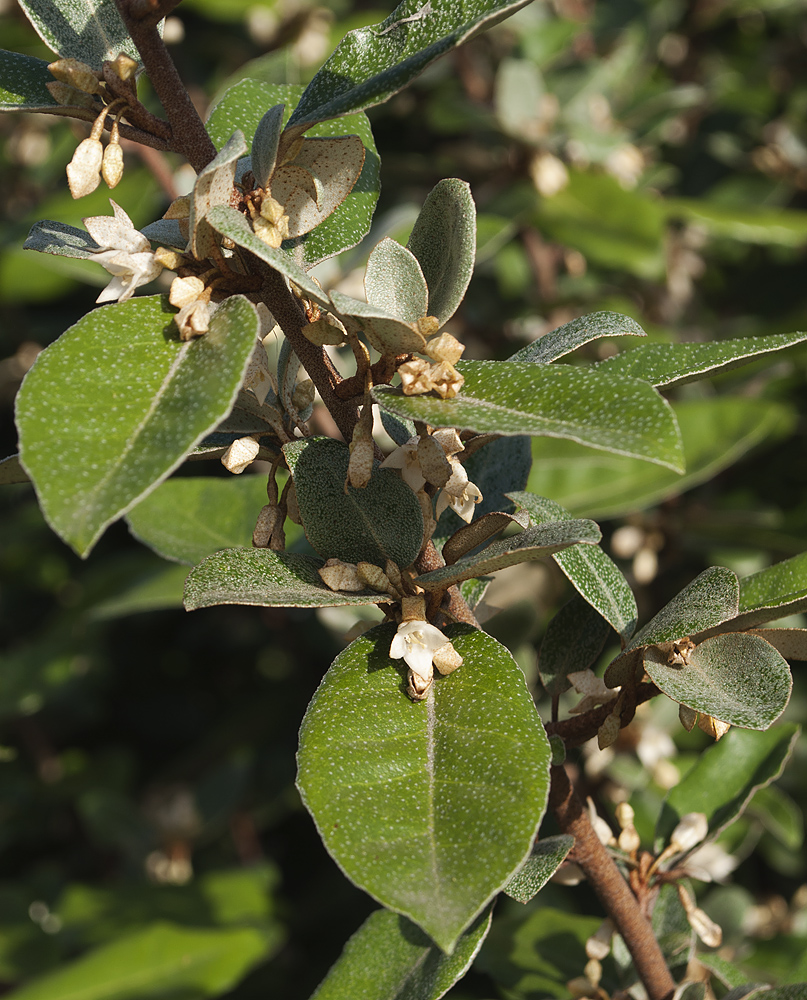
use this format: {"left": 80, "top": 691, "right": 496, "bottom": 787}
{"left": 301, "top": 317, "right": 346, "bottom": 346}
{"left": 401, "top": 595, "right": 426, "bottom": 622}
{"left": 253, "top": 504, "right": 279, "bottom": 548}
{"left": 698, "top": 714, "right": 731, "bottom": 740}
{"left": 416, "top": 434, "right": 452, "bottom": 488}
{"left": 48, "top": 58, "right": 101, "bottom": 95}
{"left": 432, "top": 642, "right": 463, "bottom": 676}
{"left": 292, "top": 379, "right": 314, "bottom": 413}
{"left": 348, "top": 432, "right": 374, "bottom": 489}
{"left": 318, "top": 558, "right": 364, "bottom": 592}
{"left": 107, "top": 53, "right": 139, "bottom": 82}
{"left": 154, "top": 247, "right": 185, "bottom": 270}
{"left": 260, "top": 195, "right": 286, "bottom": 224}
{"left": 66, "top": 137, "right": 104, "bottom": 199}
{"left": 356, "top": 562, "right": 393, "bottom": 593}
{"left": 417, "top": 315, "right": 440, "bottom": 338}
{"left": 285, "top": 482, "right": 301, "bottom": 525}
{"left": 597, "top": 709, "right": 621, "bottom": 750}
{"left": 678, "top": 703, "right": 697, "bottom": 732}
{"left": 46, "top": 81, "right": 98, "bottom": 109}
{"left": 384, "top": 559, "right": 403, "bottom": 594}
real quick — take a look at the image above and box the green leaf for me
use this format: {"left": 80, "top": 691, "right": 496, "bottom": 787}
{"left": 189, "top": 130, "right": 249, "bottom": 260}
{"left": 508, "top": 311, "right": 646, "bottom": 364}
{"left": 665, "top": 198, "right": 807, "bottom": 247}
{"left": 284, "top": 437, "right": 424, "bottom": 568}
{"left": 17, "top": 0, "right": 145, "bottom": 70}
{"left": 87, "top": 563, "right": 188, "bottom": 620}
{"left": 184, "top": 548, "right": 390, "bottom": 610}
{"left": 0, "top": 50, "right": 59, "bottom": 111}
{"left": 329, "top": 289, "right": 427, "bottom": 354}
{"left": 23, "top": 219, "right": 100, "bottom": 259}
{"left": 594, "top": 331, "right": 807, "bottom": 389}
{"left": 415, "top": 520, "right": 601, "bottom": 591}
{"left": 16, "top": 295, "right": 259, "bottom": 556}
{"left": 527, "top": 396, "right": 795, "bottom": 520}
{"left": 537, "top": 595, "right": 612, "bottom": 697}
{"left": 310, "top": 906, "right": 491, "bottom": 1000}
{"left": 1, "top": 921, "right": 268, "bottom": 1000}
{"left": 747, "top": 784, "right": 804, "bottom": 851}
{"left": 697, "top": 952, "right": 751, "bottom": 990}
{"left": 508, "top": 491, "right": 637, "bottom": 640}
{"left": 285, "top": 0, "right": 534, "bottom": 134}
{"left": 655, "top": 723, "right": 800, "bottom": 847}
{"left": 250, "top": 103, "right": 285, "bottom": 188}
{"left": 643, "top": 632, "right": 792, "bottom": 730}
{"left": 501, "top": 835, "right": 574, "bottom": 904}
{"left": 296, "top": 624, "right": 551, "bottom": 953}
{"left": 126, "top": 475, "right": 270, "bottom": 565}
{"left": 374, "top": 362, "right": 684, "bottom": 472}
{"left": 406, "top": 179, "right": 476, "bottom": 327}
{"left": 704, "top": 552, "right": 807, "bottom": 634}
{"left": 365, "top": 238, "right": 429, "bottom": 324}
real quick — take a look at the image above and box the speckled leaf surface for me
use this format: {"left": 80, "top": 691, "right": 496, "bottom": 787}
{"left": 373, "top": 362, "right": 685, "bottom": 472}
{"left": 205, "top": 80, "right": 380, "bottom": 267}
{"left": 24, "top": 220, "right": 100, "bottom": 259}
{"left": 329, "top": 290, "right": 427, "bottom": 354}
{"left": 537, "top": 595, "right": 611, "bottom": 697}
{"left": 296, "top": 624, "right": 551, "bottom": 953}
{"left": 250, "top": 103, "right": 285, "bottom": 188}
{"left": 17, "top": 0, "right": 145, "bottom": 69}
{"left": 15, "top": 295, "right": 258, "bottom": 556}
{"left": 697, "top": 552, "right": 807, "bottom": 635}
{"left": 0, "top": 50, "right": 59, "bottom": 111}
{"left": 126, "top": 476, "right": 270, "bottom": 565}
{"left": 285, "top": 0, "right": 534, "bottom": 133}
{"left": 365, "top": 238, "right": 429, "bottom": 324}
{"left": 594, "top": 330, "right": 807, "bottom": 388}
{"left": 310, "top": 906, "right": 491, "bottom": 1000}
{"left": 509, "top": 491, "right": 637, "bottom": 640}
{"left": 189, "top": 131, "right": 249, "bottom": 260}
{"left": 644, "top": 633, "right": 792, "bottom": 730}
{"left": 283, "top": 438, "right": 424, "bottom": 568}
{"left": 746, "top": 628, "right": 807, "bottom": 661}
{"left": 441, "top": 511, "right": 527, "bottom": 567}
{"left": 415, "top": 520, "right": 601, "bottom": 591}
{"left": 501, "top": 836, "right": 575, "bottom": 904}
{"left": 509, "top": 311, "right": 646, "bottom": 364}
{"left": 406, "top": 180, "right": 475, "bottom": 327}
{"left": 656, "top": 724, "right": 800, "bottom": 848}
{"left": 184, "top": 548, "right": 388, "bottom": 610}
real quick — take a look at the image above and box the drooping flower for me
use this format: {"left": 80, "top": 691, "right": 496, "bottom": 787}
{"left": 389, "top": 607, "right": 463, "bottom": 701}
{"left": 84, "top": 200, "right": 163, "bottom": 303}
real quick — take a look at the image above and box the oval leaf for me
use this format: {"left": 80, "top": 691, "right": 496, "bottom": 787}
{"left": 310, "top": 906, "right": 491, "bottom": 1000}
{"left": 699, "top": 551, "right": 807, "bottom": 636}
{"left": 538, "top": 595, "right": 611, "bottom": 697}
{"left": 16, "top": 295, "right": 259, "bottom": 556}
{"left": 297, "top": 624, "right": 551, "bottom": 953}
{"left": 184, "top": 548, "right": 389, "bottom": 610}
{"left": 406, "top": 179, "right": 476, "bottom": 327}
{"left": 365, "top": 238, "right": 429, "bottom": 324}
{"left": 24, "top": 219, "right": 100, "bottom": 259}
{"left": 17, "top": 0, "right": 147, "bottom": 69}
{"left": 283, "top": 437, "right": 424, "bottom": 568}
{"left": 508, "top": 311, "right": 647, "bottom": 364}
{"left": 501, "top": 835, "right": 575, "bottom": 904}
{"left": 644, "top": 632, "right": 792, "bottom": 730}
{"left": 189, "top": 131, "right": 249, "bottom": 260}
{"left": 0, "top": 50, "right": 59, "bottom": 111}
{"left": 374, "top": 362, "right": 685, "bottom": 472}
{"left": 329, "top": 289, "right": 427, "bottom": 354}
{"left": 251, "top": 103, "right": 285, "bottom": 188}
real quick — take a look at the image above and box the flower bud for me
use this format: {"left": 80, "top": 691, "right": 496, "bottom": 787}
{"left": 107, "top": 53, "right": 139, "bottom": 82}
{"left": 318, "top": 558, "right": 364, "bottom": 592}
{"left": 169, "top": 275, "right": 205, "bottom": 309}
{"left": 101, "top": 139, "right": 124, "bottom": 188}
{"left": 46, "top": 81, "right": 98, "bottom": 108}
{"left": 425, "top": 331, "right": 464, "bottom": 365}
{"left": 416, "top": 434, "right": 452, "bottom": 488}
{"left": 585, "top": 919, "right": 613, "bottom": 961}
{"left": 67, "top": 137, "right": 103, "bottom": 198}
{"left": 221, "top": 436, "right": 260, "bottom": 474}
{"left": 253, "top": 504, "right": 279, "bottom": 548}
{"left": 301, "top": 317, "right": 346, "bottom": 346}
{"left": 597, "top": 709, "right": 621, "bottom": 750}
{"left": 48, "top": 58, "right": 101, "bottom": 94}
{"left": 678, "top": 703, "right": 697, "bottom": 732}
{"left": 417, "top": 315, "right": 440, "bottom": 338}
{"left": 164, "top": 196, "right": 191, "bottom": 220}
{"left": 356, "top": 562, "right": 393, "bottom": 593}
{"left": 285, "top": 483, "right": 301, "bottom": 525}
{"left": 432, "top": 641, "right": 463, "bottom": 676}
{"left": 698, "top": 714, "right": 731, "bottom": 740}
{"left": 670, "top": 812, "right": 708, "bottom": 853}
{"left": 154, "top": 247, "right": 184, "bottom": 270}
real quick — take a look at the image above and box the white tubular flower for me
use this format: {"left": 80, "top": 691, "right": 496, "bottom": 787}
{"left": 390, "top": 620, "right": 450, "bottom": 700}
{"left": 381, "top": 436, "right": 426, "bottom": 493}
{"left": 84, "top": 201, "right": 163, "bottom": 303}
{"left": 670, "top": 812, "right": 709, "bottom": 854}
{"left": 436, "top": 479, "right": 482, "bottom": 523}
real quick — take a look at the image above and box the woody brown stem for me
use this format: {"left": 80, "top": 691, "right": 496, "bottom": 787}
{"left": 550, "top": 765, "right": 675, "bottom": 1000}
{"left": 544, "top": 682, "right": 659, "bottom": 748}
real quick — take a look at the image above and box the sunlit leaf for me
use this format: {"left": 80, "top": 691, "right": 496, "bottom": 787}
{"left": 509, "top": 311, "right": 646, "bottom": 364}
{"left": 501, "top": 836, "right": 574, "bottom": 904}
{"left": 0, "top": 50, "right": 59, "bottom": 111}
{"left": 16, "top": 0, "right": 148, "bottom": 69}
{"left": 365, "top": 238, "right": 429, "bottom": 324}
{"left": 24, "top": 219, "right": 100, "bottom": 259}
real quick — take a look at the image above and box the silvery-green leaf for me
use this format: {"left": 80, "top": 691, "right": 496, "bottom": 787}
{"left": 329, "top": 289, "right": 427, "bottom": 354}
{"left": 508, "top": 311, "right": 646, "bottom": 364}
{"left": 656, "top": 724, "right": 800, "bottom": 847}
{"left": 746, "top": 629, "right": 807, "bottom": 661}
{"left": 283, "top": 437, "right": 424, "bottom": 569}
{"left": 205, "top": 206, "right": 331, "bottom": 309}
{"left": 373, "top": 362, "right": 685, "bottom": 472}
{"left": 16, "top": 295, "right": 258, "bottom": 556}
{"left": 538, "top": 595, "right": 611, "bottom": 697}
{"left": 406, "top": 179, "right": 476, "bottom": 327}
{"left": 310, "top": 906, "right": 491, "bottom": 1000}
{"left": 184, "top": 549, "right": 389, "bottom": 610}
{"left": 643, "top": 633, "right": 792, "bottom": 730}
{"left": 297, "top": 624, "right": 551, "bottom": 953}
{"left": 141, "top": 219, "right": 186, "bottom": 250}
{"left": 508, "top": 491, "right": 637, "bottom": 641}
{"left": 594, "top": 330, "right": 807, "bottom": 389}
{"left": 16, "top": 0, "right": 149, "bottom": 69}
{"left": 189, "top": 131, "right": 249, "bottom": 260}
{"left": 441, "top": 511, "right": 528, "bottom": 567}
{"left": 0, "top": 455, "right": 28, "bottom": 485}
{"left": 415, "top": 520, "right": 601, "bottom": 591}
{"left": 250, "top": 103, "right": 285, "bottom": 188}
{"left": 286, "top": 0, "right": 534, "bottom": 134}
{"left": 381, "top": 411, "right": 416, "bottom": 446}
{"left": 23, "top": 220, "right": 100, "bottom": 259}
{"left": 365, "top": 238, "right": 429, "bottom": 324}
{"left": 0, "top": 50, "right": 59, "bottom": 111}
{"left": 501, "top": 836, "right": 575, "bottom": 904}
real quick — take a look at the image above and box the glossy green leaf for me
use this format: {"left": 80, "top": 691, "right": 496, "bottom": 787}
{"left": 329, "top": 289, "right": 427, "bottom": 354}
{"left": 656, "top": 723, "right": 800, "bottom": 847}
{"left": 374, "top": 362, "right": 684, "bottom": 471}
{"left": 406, "top": 179, "right": 476, "bottom": 327}
{"left": 748, "top": 783, "right": 804, "bottom": 851}
{"left": 595, "top": 331, "right": 807, "bottom": 389}
{"left": 415, "top": 520, "right": 601, "bottom": 591}
{"left": 509, "top": 491, "right": 637, "bottom": 640}
{"left": 665, "top": 198, "right": 807, "bottom": 247}
{"left": 23, "top": 219, "right": 100, "bottom": 259}
{"left": 2, "top": 921, "right": 268, "bottom": 1000}
{"left": 310, "top": 906, "right": 491, "bottom": 1000}
{"left": 365, "top": 238, "right": 429, "bottom": 324}
{"left": 643, "top": 632, "right": 792, "bottom": 730}
{"left": 206, "top": 206, "right": 331, "bottom": 309}
{"left": 0, "top": 50, "right": 59, "bottom": 111}
{"left": 297, "top": 624, "right": 551, "bottom": 953}
{"left": 126, "top": 475, "right": 270, "bottom": 565}
{"left": 189, "top": 130, "right": 249, "bottom": 260}
{"left": 16, "top": 295, "right": 259, "bottom": 556}
{"left": 501, "top": 835, "right": 574, "bottom": 904}
{"left": 17, "top": 0, "right": 145, "bottom": 70}
{"left": 508, "top": 311, "right": 646, "bottom": 364}
{"left": 285, "top": 0, "right": 534, "bottom": 134}
{"left": 284, "top": 438, "right": 424, "bottom": 568}
{"left": 184, "top": 548, "right": 389, "bottom": 610}
{"left": 527, "top": 396, "right": 795, "bottom": 519}
{"left": 537, "top": 595, "right": 612, "bottom": 697}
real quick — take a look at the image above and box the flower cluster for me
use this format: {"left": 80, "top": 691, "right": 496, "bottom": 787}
{"left": 398, "top": 331, "right": 465, "bottom": 399}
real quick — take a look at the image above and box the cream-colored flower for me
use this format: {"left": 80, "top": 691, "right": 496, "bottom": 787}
{"left": 221, "top": 436, "right": 259, "bottom": 474}
{"left": 381, "top": 436, "right": 426, "bottom": 492}
{"left": 84, "top": 200, "right": 163, "bottom": 303}
{"left": 436, "top": 478, "right": 482, "bottom": 523}
{"left": 67, "top": 136, "right": 104, "bottom": 198}
{"left": 175, "top": 299, "right": 214, "bottom": 340}
{"left": 389, "top": 620, "right": 456, "bottom": 700}
{"left": 670, "top": 812, "right": 708, "bottom": 854}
